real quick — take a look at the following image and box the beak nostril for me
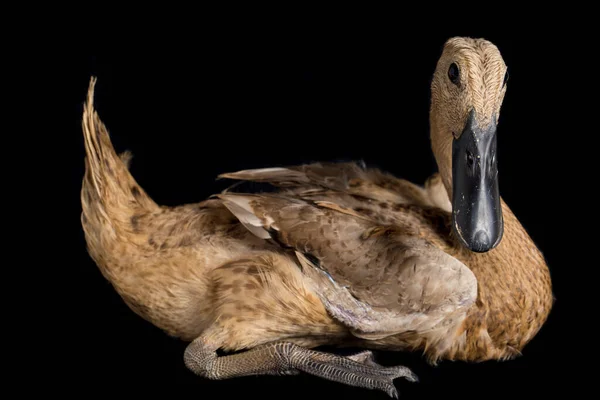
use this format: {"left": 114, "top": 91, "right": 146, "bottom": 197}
{"left": 466, "top": 151, "right": 474, "bottom": 168}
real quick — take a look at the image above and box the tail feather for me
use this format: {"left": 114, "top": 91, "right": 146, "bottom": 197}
{"left": 81, "top": 77, "right": 158, "bottom": 231}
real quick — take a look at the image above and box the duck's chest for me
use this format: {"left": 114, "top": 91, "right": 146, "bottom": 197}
{"left": 456, "top": 248, "right": 553, "bottom": 360}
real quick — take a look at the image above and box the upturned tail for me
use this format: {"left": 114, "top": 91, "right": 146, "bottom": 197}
{"left": 80, "top": 77, "right": 159, "bottom": 270}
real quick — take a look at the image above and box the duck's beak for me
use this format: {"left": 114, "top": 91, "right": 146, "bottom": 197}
{"left": 451, "top": 110, "right": 503, "bottom": 253}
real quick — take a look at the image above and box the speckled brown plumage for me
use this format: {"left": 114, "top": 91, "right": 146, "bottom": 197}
{"left": 81, "top": 37, "right": 553, "bottom": 397}
{"left": 81, "top": 78, "right": 345, "bottom": 345}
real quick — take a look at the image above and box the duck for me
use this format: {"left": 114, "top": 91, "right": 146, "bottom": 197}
{"left": 80, "top": 37, "right": 553, "bottom": 398}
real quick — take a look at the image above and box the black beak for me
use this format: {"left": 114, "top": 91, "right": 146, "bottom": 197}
{"left": 452, "top": 110, "right": 503, "bottom": 253}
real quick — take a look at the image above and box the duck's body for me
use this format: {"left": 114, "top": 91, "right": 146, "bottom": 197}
{"left": 214, "top": 165, "right": 552, "bottom": 362}
{"left": 81, "top": 37, "right": 553, "bottom": 398}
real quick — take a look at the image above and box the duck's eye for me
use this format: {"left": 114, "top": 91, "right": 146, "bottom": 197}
{"left": 448, "top": 63, "right": 460, "bottom": 85}
{"left": 503, "top": 70, "right": 509, "bottom": 88}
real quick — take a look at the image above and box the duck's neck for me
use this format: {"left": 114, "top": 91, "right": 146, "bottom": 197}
{"left": 428, "top": 104, "right": 455, "bottom": 200}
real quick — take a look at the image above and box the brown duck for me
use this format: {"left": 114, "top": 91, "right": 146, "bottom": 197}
{"left": 80, "top": 37, "right": 553, "bottom": 398}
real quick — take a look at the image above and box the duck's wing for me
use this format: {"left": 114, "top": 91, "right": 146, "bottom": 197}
{"left": 219, "top": 162, "right": 433, "bottom": 206}
{"left": 219, "top": 163, "right": 455, "bottom": 247}
{"left": 218, "top": 193, "right": 477, "bottom": 340}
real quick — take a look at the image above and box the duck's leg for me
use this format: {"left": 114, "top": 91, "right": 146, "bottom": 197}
{"left": 184, "top": 337, "right": 417, "bottom": 398}
{"left": 189, "top": 252, "right": 417, "bottom": 398}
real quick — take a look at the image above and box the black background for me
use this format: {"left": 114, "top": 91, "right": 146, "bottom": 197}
{"left": 49, "top": 15, "right": 587, "bottom": 399}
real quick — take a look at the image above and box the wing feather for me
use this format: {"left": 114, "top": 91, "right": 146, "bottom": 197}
{"left": 218, "top": 193, "right": 477, "bottom": 339}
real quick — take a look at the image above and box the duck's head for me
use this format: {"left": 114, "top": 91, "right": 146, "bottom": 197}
{"left": 430, "top": 37, "right": 508, "bottom": 253}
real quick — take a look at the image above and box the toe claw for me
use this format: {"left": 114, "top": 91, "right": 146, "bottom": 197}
{"left": 406, "top": 371, "right": 419, "bottom": 383}
{"left": 385, "top": 384, "right": 399, "bottom": 399}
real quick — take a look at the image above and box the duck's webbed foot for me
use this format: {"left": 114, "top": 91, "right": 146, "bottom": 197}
{"left": 184, "top": 338, "right": 417, "bottom": 398}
